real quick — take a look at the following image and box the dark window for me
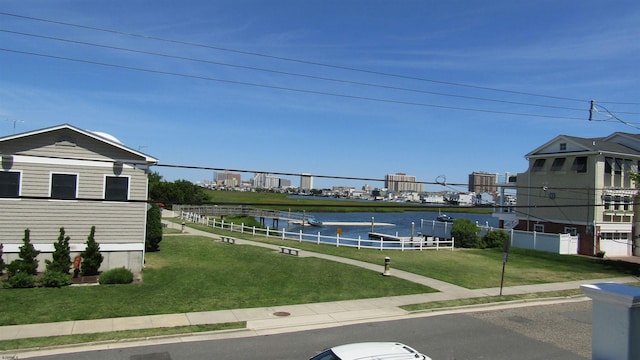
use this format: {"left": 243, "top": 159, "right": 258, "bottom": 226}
{"left": 105, "top": 176, "right": 129, "bottom": 201}
{"left": 0, "top": 171, "right": 20, "bottom": 197}
{"left": 603, "top": 195, "right": 612, "bottom": 210}
{"left": 614, "top": 158, "right": 623, "bottom": 174}
{"left": 560, "top": 143, "right": 566, "bottom": 151}
{"left": 572, "top": 157, "right": 588, "bottom": 173}
{"left": 605, "top": 157, "right": 613, "bottom": 174}
{"left": 51, "top": 173, "right": 77, "bottom": 199}
{"left": 532, "top": 159, "right": 546, "bottom": 172}
{"left": 550, "top": 158, "right": 566, "bottom": 171}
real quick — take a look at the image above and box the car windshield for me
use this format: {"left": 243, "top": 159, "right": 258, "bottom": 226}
{"left": 309, "top": 349, "right": 341, "bottom": 360}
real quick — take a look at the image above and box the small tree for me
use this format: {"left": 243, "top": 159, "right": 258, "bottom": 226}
{"left": 8, "top": 229, "right": 40, "bottom": 276}
{"left": 451, "top": 219, "right": 480, "bottom": 248}
{"left": 146, "top": 203, "right": 163, "bottom": 252}
{"left": 80, "top": 226, "right": 103, "bottom": 276}
{"left": 480, "top": 229, "right": 510, "bottom": 249}
{"left": 46, "top": 227, "right": 72, "bottom": 274}
{"left": 0, "top": 243, "right": 6, "bottom": 275}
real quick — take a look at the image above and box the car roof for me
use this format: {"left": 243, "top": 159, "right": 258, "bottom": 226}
{"left": 330, "top": 342, "right": 428, "bottom": 360}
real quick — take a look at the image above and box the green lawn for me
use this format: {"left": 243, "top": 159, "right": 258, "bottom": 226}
{"left": 0, "top": 235, "right": 432, "bottom": 326}
{"left": 184, "top": 222, "right": 640, "bottom": 289}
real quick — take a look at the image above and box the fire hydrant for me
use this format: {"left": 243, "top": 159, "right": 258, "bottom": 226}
{"left": 383, "top": 256, "right": 391, "bottom": 276}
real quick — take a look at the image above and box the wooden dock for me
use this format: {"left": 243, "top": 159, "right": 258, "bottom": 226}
{"left": 323, "top": 221, "right": 394, "bottom": 226}
{"left": 368, "top": 232, "right": 414, "bottom": 241}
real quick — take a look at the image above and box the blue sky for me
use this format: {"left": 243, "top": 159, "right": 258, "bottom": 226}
{"left": 1, "top": 1, "right": 639, "bottom": 192}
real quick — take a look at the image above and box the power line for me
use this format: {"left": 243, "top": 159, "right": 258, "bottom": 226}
{"left": 0, "top": 29, "right": 599, "bottom": 114}
{"left": 2, "top": 11, "right": 637, "bottom": 106}
{"left": 0, "top": 47, "right": 592, "bottom": 121}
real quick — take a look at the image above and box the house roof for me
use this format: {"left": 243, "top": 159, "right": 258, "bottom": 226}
{"left": 0, "top": 123, "right": 158, "bottom": 164}
{"left": 525, "top": 132, "right": 640, "bottom": 158}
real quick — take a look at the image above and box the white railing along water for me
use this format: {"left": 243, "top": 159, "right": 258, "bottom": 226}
{"left": 180, "top": 211, "right": 454, "bottom": 251}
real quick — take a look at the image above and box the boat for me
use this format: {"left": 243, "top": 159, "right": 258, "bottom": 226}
{"left": 436, "top": 214, "right": 454, "bottom": 222}
{"left": 307, "top": 217, "right": 323, "bottom": 226}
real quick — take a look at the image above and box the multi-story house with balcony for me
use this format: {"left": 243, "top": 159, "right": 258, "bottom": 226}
{"left": 514, "top": 132, "right": 640, "bottom": 257}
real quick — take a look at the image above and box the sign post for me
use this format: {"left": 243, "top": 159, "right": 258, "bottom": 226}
{"left": 499, "top": 237, "right": 511, "bottom": 296}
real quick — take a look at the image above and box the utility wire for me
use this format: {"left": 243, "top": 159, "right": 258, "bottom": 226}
{"left": 0, "top": 47, "right": 592, "bottom": 121}
{"left": 0, "top": 29, "right": 601, "bottom": 113}
{"left": 2, "top": 11, "right": 638, "bottom": 106}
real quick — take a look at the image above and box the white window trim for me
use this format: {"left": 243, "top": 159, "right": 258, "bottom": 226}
{"left": 103, "top": 174, "right": 131, "bottom": 201}
{"left": 534, "top": 224, "right": 544, "bottom": 232}
{"left": 49, "top": 171, "right": 79, "bottom": 200}
{"left": 0, "top": 169, "right": 23, "bottom": 200}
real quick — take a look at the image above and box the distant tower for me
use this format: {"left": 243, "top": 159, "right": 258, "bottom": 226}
{"left": 384, "top": 173, "right": 423, "bottom": 192}
{"left": 300, "top": 173, "right": 313, "bottom": 191}
{"left": 468, "top": 171, "right": 498, "bottom": 194}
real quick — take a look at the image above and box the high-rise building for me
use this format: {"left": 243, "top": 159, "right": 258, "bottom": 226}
{"left": 300, "top": 173, "right": 313, "bottom": 191}
{"left": 384, "top": 173, "right": 423, "bottom": 193}
{"left": 216, "top": 171, "right": 241, "bottom": 187}
{"left": 468, "top": 172, "right": 498, "bottom": 194}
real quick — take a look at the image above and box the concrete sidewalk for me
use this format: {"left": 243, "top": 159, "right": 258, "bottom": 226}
{"left": 0, "top": 223, "right": 636, "bottom": 357}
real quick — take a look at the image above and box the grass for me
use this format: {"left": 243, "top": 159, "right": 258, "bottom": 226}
{"left": 184, "top": 222, "right": 640, "bottom": 289}
{"left": 0, "top": 235, "right": 432, "bottom": 326}
{"left": 1, "top": 220, "right": 638, "bottom": 351}
{"left": 0, "top": 322, "right": 244, "bottom": 352}
{"left": 400, "top": 289, "right": 585, "bottom": 312}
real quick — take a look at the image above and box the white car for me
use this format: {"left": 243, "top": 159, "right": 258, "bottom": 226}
{"left": 308, "top": 342, "right": 432, "bottom": 360}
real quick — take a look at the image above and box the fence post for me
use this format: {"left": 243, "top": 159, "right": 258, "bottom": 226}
{"left": 266, "top": 226, "right": 270, "bottom": 238}
{"left": 317, "top": 232, "right": 321, "bottom": 245}
{"left": 241, "top": 223, "right": 244, "bottom": 234}
{"left": 336, "top": 234, "right": 340, "bottom": 247}
{"left": 299, "top": 229, "right": 303, "bottom": 242}
{"left": 358, "top": 236, "right": 361, "bottom": 249}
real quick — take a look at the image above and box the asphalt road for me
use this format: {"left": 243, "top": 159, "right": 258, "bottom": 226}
{"left": 29, "top": 300, "right": 592, "bottom": 360}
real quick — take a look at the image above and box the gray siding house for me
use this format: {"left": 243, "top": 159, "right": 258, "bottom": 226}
{"left": 0, "top": 124, "right": 158, "bottom": 273}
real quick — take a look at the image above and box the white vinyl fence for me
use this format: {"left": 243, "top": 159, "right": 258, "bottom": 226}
{"left": 181, "top": 211, "right": 454, "bottom": 251}
{"left": 419, "top": 219, "right": 579, "bottom": 255}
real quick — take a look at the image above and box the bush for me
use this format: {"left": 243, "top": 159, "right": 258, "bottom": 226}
{"left": 45, "top": 228, "right": 72, "bottom": 274}
{"left": 99, "top": 267, "right": 134, "bottom": 285}
{"left": 480, "top": 230, "right": 510, "bottom": 249}
{"left": 41, "top": 270, "right": 72, "bottom": 288}
{"left": 451, "top": 219, "right": 480, "bottom": 248}
{"left": 0, "top": 243, "right": 6, "bottom": 275}
{"left": 8, "top": 229, "right": 40, "bottom": 276}
{"left": 81, "top": 226, "right": 103, "bottom": 276}
{"left": 146, "top": 203, "right": 163, "bottom": 252}
{"left": 7, "top": 271, "right": 36, "bottom": 288}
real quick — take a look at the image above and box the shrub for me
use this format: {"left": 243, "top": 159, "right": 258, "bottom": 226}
{"left": 0, "top": 243, "right": 5, "bottom": 275}
{"left": 45, "top": 228, "right": 72, "bottom": 274}
{"left": 8, "top": 229, "right": 40, "bottom": 276}
{"left": 81, "top": 226, "right": 103, "bottom": 276}
{"left": 451, "top": 219, "right": 480, "bottom": 248}
{"left": 7, "top": 271, "right": 36, "bottom": 288}
{"left": 480, "top": 230, "right": 510, "bottom": 249}
{"left": 146, "top": 203, "right": 163, "bottom": 252}
{"left": 99, "top": 267, "right": 134, "bottom": 285}
{"left": 41, "top": 270, "right": 73, "bottom": 288}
